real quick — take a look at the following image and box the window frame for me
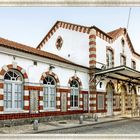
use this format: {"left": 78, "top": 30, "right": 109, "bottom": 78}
{"left": 70, "top": 80, "right": 79, "bottom": 109}
{"left": 131, "top": 60, "right": 136, "bottom": 70}
{"left": 106, "top": 47, "right": 114, "bottom": 69}
{"left": 43, "top": 76, "right": 56, "bottom": 110}
{"left": 4, "top": 78, "right": 23, "bottom": 112}
{"left": 97, "top": 94, "right": 105, "bottom": 110}
{"left": 120, "top": 54, "right": 126, "bottom": 66}
{"left": 121, "top": 38, "right": 125, "bottom": 54}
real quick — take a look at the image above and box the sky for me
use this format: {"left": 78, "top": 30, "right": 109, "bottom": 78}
{"left": 0, "top": 7, "right": 140, "bottom": 52}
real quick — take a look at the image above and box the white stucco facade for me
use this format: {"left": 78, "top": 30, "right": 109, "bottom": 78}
{"left": 96, "top": 35, "right": 140, "bottom": 71}
{"left": 0, "top": 21, "right": 140, "bottom": 121}
{"left": 42, "top": 28, "right": 89, "bottom": 67}
{"left": 95, "top": 33, "right": 140, "bottom": 110}
{"left": 0, "top": 46, "right": 89, "bottom": 90}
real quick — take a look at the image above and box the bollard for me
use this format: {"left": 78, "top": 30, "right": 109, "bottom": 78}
{"left": 79, "top": 115, "right": 83, "bottom": 124}
{"left": 33, "top": 120, "right": 38, "bottom": 131}
{"left": 94, "top": 114, "right": 98, "bottom": 122}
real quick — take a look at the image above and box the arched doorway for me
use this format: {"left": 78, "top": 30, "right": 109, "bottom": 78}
{"left": 131, "top": 87, "right": 137, "bottom": 110}
{"left": 106, "top": 82, "right": 114, "bottom": 116}
{"left": 121, "top": 85, "right": 127, "bottom": 115}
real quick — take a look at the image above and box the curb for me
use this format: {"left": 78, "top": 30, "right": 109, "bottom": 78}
{"left": 26, "top": 117, "right": 130, "bottom": 134}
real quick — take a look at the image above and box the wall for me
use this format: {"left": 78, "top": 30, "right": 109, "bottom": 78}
{"left": 0, "top": 47, "right": 89, "bottom": 90}
{"left": 0, "top": 46, "right": 90, "bottom": 119}
{"left": 41, "top": 28, "right": 89, "bottom": 67}
{"left": 96, "top": 37, "right": 110, "bottom": 68}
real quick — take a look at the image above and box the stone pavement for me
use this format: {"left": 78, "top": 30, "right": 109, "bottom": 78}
{"left": 0, "top": 115, "right": 132, "bottom": 134}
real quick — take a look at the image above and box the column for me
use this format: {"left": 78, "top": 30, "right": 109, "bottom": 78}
{"left": 89, "top": 28, "right": 97, "bottom": 113}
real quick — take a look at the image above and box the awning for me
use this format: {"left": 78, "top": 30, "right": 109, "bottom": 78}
{"left": 95, "top": 65, "right": 140, "bottom": 85}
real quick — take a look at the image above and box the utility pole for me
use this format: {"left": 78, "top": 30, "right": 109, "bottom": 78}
{"left": 127, "top": 8, "right": 131, "bottom": 31}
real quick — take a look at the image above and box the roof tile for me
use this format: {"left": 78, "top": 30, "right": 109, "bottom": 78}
{"left": 0, "top": 37, "right": 87, "bottom": 68}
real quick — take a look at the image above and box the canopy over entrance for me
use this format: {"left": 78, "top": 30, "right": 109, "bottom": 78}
{"left": 95, "top": 65, "right": 140, "bottom": 85}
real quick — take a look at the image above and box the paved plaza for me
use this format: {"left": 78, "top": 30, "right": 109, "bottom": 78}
{"left": 0, "top": 115, "right": 139, "bottom": 134}
{"left": 79, "top": 118, "right": 140, "bottom": 134}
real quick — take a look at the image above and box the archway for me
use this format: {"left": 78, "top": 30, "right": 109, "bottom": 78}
{"left": 121, "top": 85, "right": 127, "bottom": 115}
{"left": 106, "top": 81, "right": 114, "bottom": 116}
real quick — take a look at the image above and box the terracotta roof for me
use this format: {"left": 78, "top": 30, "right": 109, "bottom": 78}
{"left": 0, "top": 37, "right": 88, "bottom": 69}
{"left": 36, "top": 20, "right": 90, "bottom": 49}
{"left": 107, "top": 27, "right": 126, "bottom": 38}
{"left": 107, "top": 27, "right": 140, "bottom": 57}
{"left": 91, "top": 26, "right": 112, "bottom": 39}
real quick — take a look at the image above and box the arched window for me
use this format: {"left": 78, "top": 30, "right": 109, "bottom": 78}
{"left": 70, "top": 80, "right": 79, "bottom": 108}
{"left": 4, "top": 69, "right": 23, "bottom": 111}
{"left": 121, "top": 38, "right": 125, "bottom": 54}
{"left": 43, "top": 75, "right": 56, "bottom": 109}
{"left": 106, "top": 49, "right": 114, "bottom": 68}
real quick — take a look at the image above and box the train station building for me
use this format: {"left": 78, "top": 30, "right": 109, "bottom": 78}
{"left": 0, "top": 20, "right": 139, "bottom": 123}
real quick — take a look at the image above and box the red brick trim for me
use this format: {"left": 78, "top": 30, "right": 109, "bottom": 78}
{"left": 89, "top": 34, "right": 96, "bottom": 39}
{"left": 56, "top": 97, "right": 60, "bottom": 101}
{"left": 0, "top": 95, "right": 3, "bottom": 100}
{"left": 39, "top": 96, "right": 43, "bottom": 101}
{"left": 0, "top": 64, "right": 28, "bottom": 81}
{"left": 89, "top": 60, "right": 96, "bottom": 65}
{"left": 24, "top": 86, "right": 43, "bottom": 91}
{"left": 0, "top": 69, "right": 5, "bottom": 76}
{"left": 40, "top": 71, "right": 60, "bottom": 85}
{"left": 39, "top": 106, "right": 43, "bottom": 110}
{"left": 89, "top": 54, "right": 96, "bottom": 58}
{"left": 89, "top": 47, "right": 96, "bottom": 52}
{"left": 0, "top": 110, "right": 87, "bottom": 120}
{"left": 79, "top": 105, "right": 83, "bottom": 108}
{"left": 89, "top": 41, "right": 96, "bottom": 46}
{"left": 68, "top": 76, "right": 82, "bottom": 88}
{"left": 37, "top": 21, "right": 89, "bottom": 50}
{"left": 0, "top": 106, "right": 4, "bottom": 111}
{"left": 24, "top": 106, "right": 29, "bottom": 110}
{"left": 96, "top": 30, "right": 112, "bottom": 43}
{"left": 0, "top": 83, "right": 3, "bottom": 89}
{"left": 57, "top": 88, "right": 70, "bottom": 93}
{"left": 24, "top": 96, "right": 29, "bottom": 100}
{"left": 56, "top": 105, "right": 61, "bottom": 109}
{"left": 90, "top": 104, "right": 96, "bottom": 107}
{"left": 97, "top": 110, "right": 107, "bottom": 113}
